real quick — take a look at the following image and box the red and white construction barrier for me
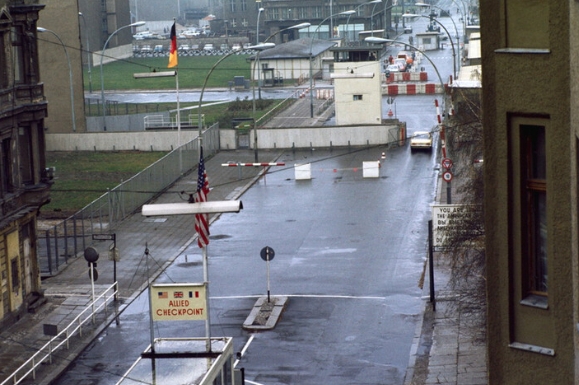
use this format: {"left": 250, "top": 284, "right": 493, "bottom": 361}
{"left": 222, "top": 162, "right": 286, "bottom": 167}
{"left": 384, "top": 83, "right": 443, "bottom": 95}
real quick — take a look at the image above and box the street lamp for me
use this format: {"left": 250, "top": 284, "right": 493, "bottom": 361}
{"left": 402, "top": 13, "right": 457, "bottom": 78}
{"left": 78, "top": 12, "right": 93, "bottom": 94}
{"left": 250, "top": 22, "right": 310, "bottom": 162}
{"left": 37, "top": 27, "right": 76, "bottom": 133}
{"left": 346, "top": 0, "right": 381, "bottom": 43}
{"left": 370, "top": 0, "right": 382, "bottom": 36}
{"left": 366, "top": 36, "right": 451, "bottom": 202}
{"left": 256, "top": 7, "right": 264, "bottom": 45}
{"left": 309, "top": 10, "right": 356, "bottom": 118}
{"left": 100, "top": 21, "right": 146, "bottom": 131}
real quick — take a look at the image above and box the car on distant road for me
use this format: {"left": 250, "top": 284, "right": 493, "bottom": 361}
{"left": 133, "top": 31, "right": 154, "bottom": 40}
{"left": 232, "top": 43, "right": 242, "bottom": 52}
{"left": 387, "top": 64, "right": 400, "bottom": 73}
{"left": 203, "top": 43, "right": 215, "bottom": 52}
{"left": 410, "top": 131, "right": 433, "bottom": 151}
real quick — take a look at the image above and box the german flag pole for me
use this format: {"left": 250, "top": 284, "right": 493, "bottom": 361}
{"left": 168, "top": 19, "right": 182, "bottom": 171}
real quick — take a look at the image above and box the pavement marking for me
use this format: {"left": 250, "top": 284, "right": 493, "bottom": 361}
{"left": 212, "top": 294, "right": 389, "bottom": 301}
{"left": 234, "top": 334, "right": 255, "bottom": 368}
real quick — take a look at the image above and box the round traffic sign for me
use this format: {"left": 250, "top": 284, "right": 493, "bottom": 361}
{"left": 441, "top": 158, "right": 453, "bottom": 170}
{"left": 260, "top": 246, "right": 275, "bottom": 261}
{"left": 84, "top": 247, "right": 99, "bottom": 263}
{"left": 442, "top": 170, "right": 453, "bottom": 182}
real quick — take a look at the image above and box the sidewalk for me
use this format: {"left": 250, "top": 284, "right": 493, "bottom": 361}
{"left": 404, "top": 168, "right": 488, "bottom": 385}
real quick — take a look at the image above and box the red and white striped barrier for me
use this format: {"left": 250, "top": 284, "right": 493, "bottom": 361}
{"left": 222, "top": 162, "right": 286, "bottom": 167}
{"left": 384, "top": 83, "right": 443, "bottom": 95}
{"left": 383, "top": 72, "right": 428, "bottom": 83}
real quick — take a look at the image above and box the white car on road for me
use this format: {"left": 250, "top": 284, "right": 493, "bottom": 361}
{"left": 410, "top": 131, "right": 433, "bottom": 151}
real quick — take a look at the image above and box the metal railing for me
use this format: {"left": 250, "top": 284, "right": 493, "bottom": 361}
{"left": 0, "top": 283, "right": 118, "bottom": 385}
{"left": 38, "top": 124, "right": 220, "bottom": 276}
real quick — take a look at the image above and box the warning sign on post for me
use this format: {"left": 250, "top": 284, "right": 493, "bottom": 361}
{"left": 431, "top": 204, "right": 479, "bottom": 248}
{"left": 150, "top": 283, "right": 207, "bottom": 321}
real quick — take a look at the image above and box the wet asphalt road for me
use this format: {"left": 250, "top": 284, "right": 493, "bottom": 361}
{"left": 53, "top": 141, "right": 439, "bottom": 385}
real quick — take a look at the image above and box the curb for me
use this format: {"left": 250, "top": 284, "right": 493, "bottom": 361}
{"left": 242, "top": 296, "right": 288, "bottom": 331}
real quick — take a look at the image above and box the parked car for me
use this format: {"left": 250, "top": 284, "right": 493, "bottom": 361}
{"left": 387, "top": 64, "right": 400, "bottom": 73}
{"left": 203, "top": 43, "right": 215, "bottom": 51}
{"left": 232, "top": 43, "right": 242, "bottom": 52}
{"left": 394, "top": 58, "right": 408, "bottom": 72}
{"left": 153, "top": 45, "right": 164, "bottom": 54}
{"left": 133, "top": 31, "right": 154, "bottom": 40}
{"left": 178, "top": 44, "right": 190, "bottom": 52}
{"left": 220, "top": 43, "right": 230, "bottom": 51}
{"left": 140, "top": 45, "right": 152, "bottom": 54}
{"left": 410, "top": 131, "right": 433, "bottom": 151}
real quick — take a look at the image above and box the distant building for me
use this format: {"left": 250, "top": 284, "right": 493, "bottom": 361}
{"left": 36, "top": 0, "right": 132, "bottom": 134}
{"left": 0, "top": 0, "right": 52, "bottom": 328}
{"left": 481, "top": 1, "right": 579, "bottom": 383}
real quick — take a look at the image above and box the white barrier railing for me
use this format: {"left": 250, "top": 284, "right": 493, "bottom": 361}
{"left": 0, "top": 283, "right": 118, "bottom": 385}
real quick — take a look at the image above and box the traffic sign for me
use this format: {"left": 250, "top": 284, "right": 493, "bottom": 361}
{"left": 441, "top": 158, "right": 453, "bottom": 170}
{"left": 260, "top": 246, "right": 275, "bottom": 261}
{"left": 92, "top": 234, "right": 115, "bottom": 241}
{"left": 442, "top": 170, "right": 453, "bottom": 183}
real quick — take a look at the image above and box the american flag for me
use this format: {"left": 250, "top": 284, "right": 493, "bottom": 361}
{"left": 195, "top": 146, "right": 210, "bottom": 248}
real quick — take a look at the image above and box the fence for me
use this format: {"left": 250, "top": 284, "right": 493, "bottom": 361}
{"left": 0, "top": 283, "right": 118, "bottom": 385}
{"left": 38, "top": 124, "right": 220, "bottom": 276}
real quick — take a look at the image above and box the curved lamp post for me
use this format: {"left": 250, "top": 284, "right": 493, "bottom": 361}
{"left": 256, "top": 7, "right": 265, "bottom": 45}
{"left": 249, "top": 22, "right": 310, "bottom": 161}
{"left": 309, "top": 10, "right": 356, "bottom": 118}
{"left": 100, "top": 21, "right": 146, "bottom": 131}
{"left": 413, "top": 3, "right": 461, "bottom": 75}
{"left": 346, "top": 0, "right": 381, "bottom": 43}
{"left": 402, "top": 13, "right": 457, "bottom": 78}
{"left": 37, "top": 27, "right": 76, "bottom": 132}
{"left": 366, "top": 36, "right": 451, "bottom": 201}
{"left": 78, "top": 13, "right": 93, "bottom": 94}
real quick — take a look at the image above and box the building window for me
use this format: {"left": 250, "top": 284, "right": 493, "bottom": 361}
{"left": 521, "top": 125, "right": 547, "bottom": 296}
{"left": 313, "top": 6, "right": 322, "bottom": 18}
{"left": 1, "top": 138, "right": 12, "bottom": 193}
{"left": 11, "top": 258, "right": 19, "bottom": 292}
{"left": 241, "top": 0, "right": 247, "bottom": 11}
{"left": 0, "top": 31, "right": 7, "bottom": 88}
{"left": 229, "top": 0, "right": 236, "bottom": 13}
{"left": 353, "top": 94, "right": 363, "bottom": 101}
{"left": 298, "top": 7, "right": 307, "bottom": 19}
{"left": 19, "top": 126, "right": 33, "bottom": 185}
{"left": 11, "top": 26, "right": 24, "bottom": 83}
{"left": 271, "top": 8, "right": 279, "bottom": 20}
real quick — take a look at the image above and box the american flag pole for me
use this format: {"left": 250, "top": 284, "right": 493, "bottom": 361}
{"left": 195, "top": 146, "right": 212, "bottom": 350}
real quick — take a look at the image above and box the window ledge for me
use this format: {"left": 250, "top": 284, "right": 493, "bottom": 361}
{"left": 509, "top": 342, "right": 554, "bottom": 356}
{"left": 495, "top": 48, "right": 550, "bottom": 55}
{"left": 520, "top": 295, "right": 548, "bottom": 309}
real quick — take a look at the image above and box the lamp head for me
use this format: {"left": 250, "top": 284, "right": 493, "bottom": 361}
{"left": 131, "top": 21, "right": 146, "bottom": 27}
{"left": 291, "top": 22, "right": 311, "bottom": 29}
{"left": 37, "top": 27, "right": 47, "bottom": 33}
{"left": 340, "top": 10, "right": 357, "bottom": 15}
{"left": 402, "top": 13, "right": 421, "bottom": 18}
{"left": 414, "top": 2, "right": 430, "bottom": 6}
{"left": 248, "top": 42, "right": 275, "bottom": 50}
{"left": 369, "top": 0, "right": 382, "bottom": 3}
{"left": 365, "top": 36, "right": 390, "bottom": 44}
{"left": 259, "top": 7, "right": 264, "bottom": 12}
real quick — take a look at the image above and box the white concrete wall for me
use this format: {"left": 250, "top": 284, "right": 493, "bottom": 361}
{"left": 46, "top": 124, "right": 400, "bottom": 151}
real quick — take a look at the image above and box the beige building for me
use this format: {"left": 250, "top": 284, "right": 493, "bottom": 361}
{"left": 331, "top": 46, "right": 382, "bottom": 125}
{"left": 37, "top": 0, "right": 132, "bottom": 134}
{"left": 481, "top": 1, "right": 579, "bottom": 383}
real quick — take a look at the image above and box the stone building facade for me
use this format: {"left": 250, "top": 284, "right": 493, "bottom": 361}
{"left": 0, "top": 0, "right": 51, "bottom": 328}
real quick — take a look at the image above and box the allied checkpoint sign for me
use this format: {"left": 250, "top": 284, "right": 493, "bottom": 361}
{"left": 150, "top": 283, "right": 207, "bottom": 321}
{"left": 431, "top": 204, "right": 479, "bottom": 248}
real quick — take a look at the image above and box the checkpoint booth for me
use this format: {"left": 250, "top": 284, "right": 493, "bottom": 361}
{"left": 115, "top": 337, "right": 235, "bottom": 385}
{"left": 116, "top": 283, "right": 238, "bottom": 385}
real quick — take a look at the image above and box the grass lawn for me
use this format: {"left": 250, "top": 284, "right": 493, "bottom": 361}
{"left": 43, "top": 151, "right": 168, "bottom": 217}
{"left": 91, "top": 54, "right": 252, "bottom": 91}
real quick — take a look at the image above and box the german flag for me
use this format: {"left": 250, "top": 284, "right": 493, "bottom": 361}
{"left": 168, "top": 22, "right": 178, "bottom": 68}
